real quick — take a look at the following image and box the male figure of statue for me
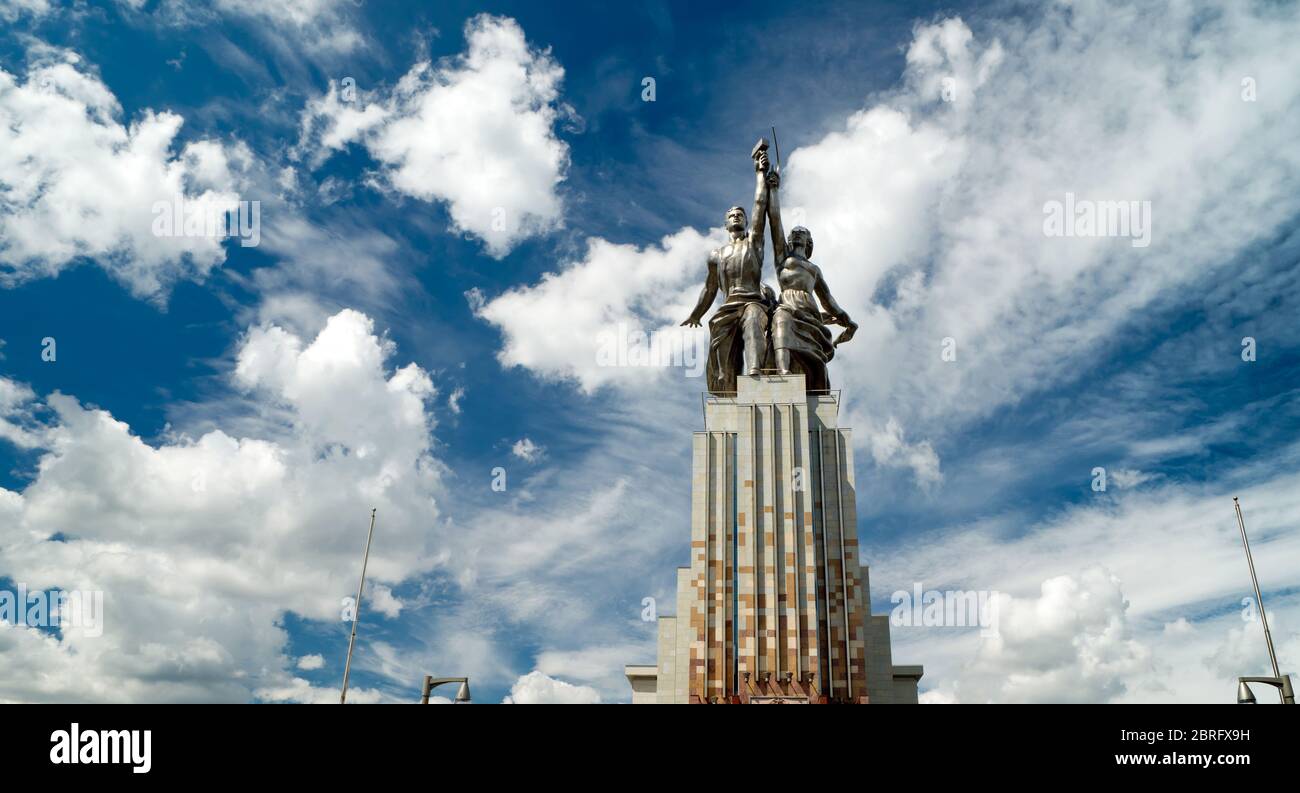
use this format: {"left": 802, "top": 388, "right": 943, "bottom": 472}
{"left": 764, "top": 168, "right": 858, "bottom": 391}
{"left": 682, "top": 142, "right": 773, "bottom": 395}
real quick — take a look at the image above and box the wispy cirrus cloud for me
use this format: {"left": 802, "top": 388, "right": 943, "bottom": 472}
{"left": 477, "top": 0, "right": 1300, "bottom": 494}
{"left": 466, "top": 0, "right": 1300, "bottom": 702}
{"left": 880, "top": 451, "right": 1300, "bottom": 703}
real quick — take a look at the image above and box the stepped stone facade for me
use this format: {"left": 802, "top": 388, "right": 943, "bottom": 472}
{"left": 626, "top": 374, "right": 922, "bottom": 703}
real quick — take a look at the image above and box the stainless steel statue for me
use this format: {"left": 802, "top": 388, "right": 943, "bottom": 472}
{"left": 764, "top": 164, "right": 857, "bottom": 391}
{"left": 683, "top": 137, "right": 858, "bottom": 394}
{"left": 681, "top": 140, "right": 774, "bottom": 395}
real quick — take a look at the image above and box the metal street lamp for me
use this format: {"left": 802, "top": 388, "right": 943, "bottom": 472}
{"left": 421, "top": 675, "right": 471, "bottom": 704}
{"left": 340, "top": 508, "right": 378, "bottom": 705}
{"left": 1232, "top": 498, "right": 1291, "bottom": 704}
{"left": 1236, "top": 675, "right": 1295, "bottom": 705}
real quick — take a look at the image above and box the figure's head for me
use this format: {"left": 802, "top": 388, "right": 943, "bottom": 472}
{"left": 788, "top": 226, "right": 813, "bottom": 258}
{"left": 724, "top": 206, "right": 747, "bottom": 233}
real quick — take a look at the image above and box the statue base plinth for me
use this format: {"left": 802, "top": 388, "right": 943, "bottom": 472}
{"left": 627, "top": 375, "right": 924, "bottom": 704}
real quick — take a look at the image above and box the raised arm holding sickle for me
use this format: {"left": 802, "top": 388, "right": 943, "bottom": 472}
{"left": 764, "top": 143, "right": 858, "bottom": 390}
{"left": 681, "top": 141, "right": 773, "bottom": 394}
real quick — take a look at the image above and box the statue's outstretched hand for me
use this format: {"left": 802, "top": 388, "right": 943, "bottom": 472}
{"left": 681, "top": 317, "right": 702, "bottom": 328}
{"left": 833, "top": 319, "right": 859, "bottom": 347}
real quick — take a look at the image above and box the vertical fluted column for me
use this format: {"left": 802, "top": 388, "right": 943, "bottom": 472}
{"left": 777, "top": 403, "right": 799, "bottom": 679}
{"left": 798, "top": 410, "right": 820, "bottom": 688}
{"left": 688, "top": 432, "right": 707, "bottom": 701}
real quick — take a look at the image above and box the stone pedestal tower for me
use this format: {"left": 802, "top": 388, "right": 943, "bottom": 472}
{"left": 626, "top": 374, "right": 922, "bottom": 703}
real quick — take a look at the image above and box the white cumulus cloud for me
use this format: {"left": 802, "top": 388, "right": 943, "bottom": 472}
{"left": 298, "top": 14, "right": 570, "bottom": 256}
{"left": 0, "top": 48, "right": 249, "bottom": 299}
{"left": 0, "top": 309, "right": 445, "bottom": 702}
{"left": 941, "top": 567, "right": 1153, "bottom": 703}
{"left": 477, "top": 227, "right": 721, "bottom": 392}
{"left": 502, "top": 670, "right": 601, "bottom": 704}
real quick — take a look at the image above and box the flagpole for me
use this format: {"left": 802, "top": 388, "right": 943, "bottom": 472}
{"left": 1233, "top": 497, "right": 1283, "bottom": 703}
{"left": 340, "top": 508, "right": 377, "bottom": 704}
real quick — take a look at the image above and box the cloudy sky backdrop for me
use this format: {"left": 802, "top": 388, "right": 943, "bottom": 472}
{"left": 1, "top": 0, "right": 1298, "bottom": 703}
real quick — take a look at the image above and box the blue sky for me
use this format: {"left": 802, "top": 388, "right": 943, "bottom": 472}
{"left": 1, "top": 0, "right": 1299, "bottom": 703}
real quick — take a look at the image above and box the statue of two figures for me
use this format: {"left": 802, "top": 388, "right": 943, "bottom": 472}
{"left": 682, "top": 137, "right": 858, "bottom": 395}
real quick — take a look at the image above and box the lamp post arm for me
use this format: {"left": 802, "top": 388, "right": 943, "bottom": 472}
{"left": 421, "top": 676, "right": 471, "bottom": 704}
{"left": 1238, "top": 675, "right": 1296, "bottom": 705}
